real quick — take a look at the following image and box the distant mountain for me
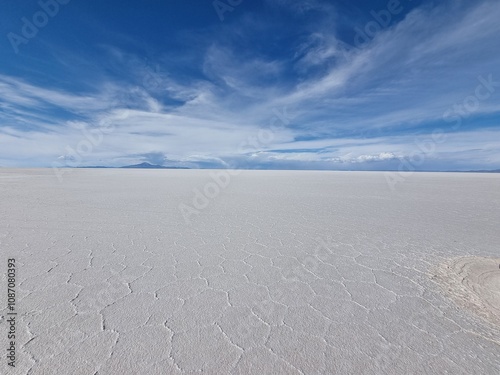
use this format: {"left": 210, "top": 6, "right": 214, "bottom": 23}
{"left": 448, "top": 169, "right": 500, "bottom": 173}
{"left": 77, "top": 166, "right": 109, "bottom": 168}
{"left": 472, "top": 169, "right": 500, "bottom": 173}
{"left": 120, "top": 162, "right": 189, "bottom": 169}
{"left": 77, "top": 162, "right": 189, "bottom": 169}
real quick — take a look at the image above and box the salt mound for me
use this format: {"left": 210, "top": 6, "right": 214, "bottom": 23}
{"left": 433, "top": 257, "right": 500, "bottom": 327}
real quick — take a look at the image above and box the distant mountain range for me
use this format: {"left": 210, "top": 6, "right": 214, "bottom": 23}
{"left": 447, "top": 169, "right": 500, "bottom": 173}
{"left": 69, "top": 164, "right": 500, "bottom": 172}
{"left": 121, "top": 162, "right": 189, "bottom": 169}
{"left": 78, "top": 162, "right": 189, "bottom": 169}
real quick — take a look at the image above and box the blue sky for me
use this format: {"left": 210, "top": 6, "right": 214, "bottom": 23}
{"left": 1, "top": 0, "right": 500, "bottom": 170}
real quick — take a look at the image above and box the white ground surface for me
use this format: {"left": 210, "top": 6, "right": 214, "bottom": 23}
{"left": 0, "top": 169, "right": 499, "bottom": 375}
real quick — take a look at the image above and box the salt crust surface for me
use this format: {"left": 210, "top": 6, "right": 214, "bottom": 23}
{"left": 0, "top": 169, "right": 499, "bottom": 374}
